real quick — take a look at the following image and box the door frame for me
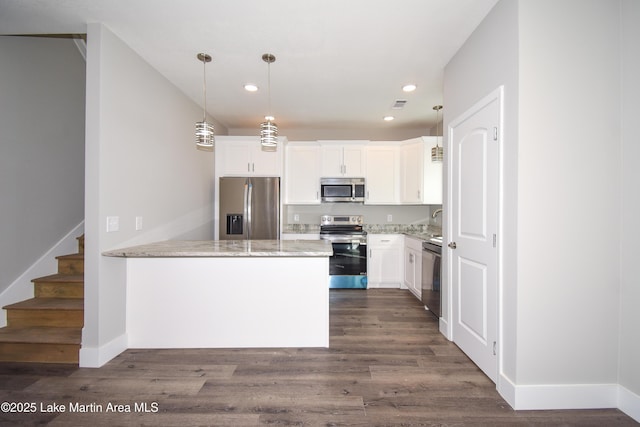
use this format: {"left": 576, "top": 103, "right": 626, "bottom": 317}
{"left": 443, "top": 86, "right": 505, "bottom": 384}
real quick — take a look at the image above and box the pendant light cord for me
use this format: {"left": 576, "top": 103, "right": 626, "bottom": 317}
{"left": 267, "top": 59, "right": 272, "bottom": 119}
{"left": 202, "top": 58, "right": 207, "bottom": 122}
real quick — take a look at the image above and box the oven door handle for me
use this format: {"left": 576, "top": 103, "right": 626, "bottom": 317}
{"left": 324, "top": 239, "right": 367, "bottom": 245}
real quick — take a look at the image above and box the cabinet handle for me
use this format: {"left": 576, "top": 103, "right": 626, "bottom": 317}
{"left": 381, "top": 239, "right": 390, "bottom": 242}
{"left": 369, "top": 249, "right": 372, "bottom": 258}
{"left": 248, "top": 163, "right": 251, "bottom": 172}
{"left": 252, "top": 163, "right": 255, "bottom": 172}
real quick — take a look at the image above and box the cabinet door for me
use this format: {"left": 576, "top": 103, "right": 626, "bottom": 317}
{"left": 320, "top": 145, "right": 344, "bottom": 176}
{"left": 368, "top": 235, "right": 402, "bottom": 287}
{"left": 365, "top": 145, "right": 398, "bottom": 204}
{"left": 422, "top": 137, "right": 443, "bottom": 204}
{"left": 342, "top": 145, "right": 365, "bottom": 177}
{"left": 400, "top": 141, "right": 424, "bottom": 203}
{"left": 411, "top": 248, "right": 422, "bottom": 299}
{"left": 404, "top": 237, "right": 423, "bottom": 300}
{"left": 403, "top": 248, "right": 422, "bottom": 299}
{"left": 220, "top": 141, "right": 253, "bottom": 175}
{"left": 404, "top": 246, "right": 416, "bottom": 291}
{"left": 319, "top": 142, "right": 367, "bottom": 177}
{"left": 285, "top": 143, "right": 321, "bottom": 204}
{"left": 250, "top": 144, "right": 281, "bottom": 176}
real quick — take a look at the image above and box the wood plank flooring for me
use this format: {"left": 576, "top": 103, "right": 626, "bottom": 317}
{"left": 0, "top": 289, "right": 636, "bottom": 426}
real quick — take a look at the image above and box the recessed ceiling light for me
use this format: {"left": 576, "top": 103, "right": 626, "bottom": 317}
{"left": 244, "top": 84, "right": 258, "bottom": 92}
{"left": 383, "top": 116, "right": 395, "bottom": 121}
{"left": 402, "top": 84, "right": 417, "bottom": 92}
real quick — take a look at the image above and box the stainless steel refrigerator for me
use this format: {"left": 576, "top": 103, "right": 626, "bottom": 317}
{"left": 219, "top": 177, "right": 280, "bottom": 240}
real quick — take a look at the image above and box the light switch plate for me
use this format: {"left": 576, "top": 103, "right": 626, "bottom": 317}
{"left": 387, "top": 214, "right": 393, "bottom": 222}
{"left": 135, "top": 216, "right": 143, "bottom": 231}
{"left": 106, "top": 216, "right": 119, "bottom": 232}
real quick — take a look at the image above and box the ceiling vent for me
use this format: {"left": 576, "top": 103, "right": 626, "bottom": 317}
{"left": 392, "top": 99, "right": 407, "bottom": 109}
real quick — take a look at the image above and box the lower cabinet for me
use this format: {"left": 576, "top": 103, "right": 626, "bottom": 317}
{"left": 367, "top": 234, "right": 403, "bottom": 288}
{"left": 404, "top": 236, "right": 423, "bottom": 299}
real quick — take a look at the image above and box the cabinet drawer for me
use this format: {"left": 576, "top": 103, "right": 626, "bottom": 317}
{"left": 368, "top": 234, "right": 403, "bottom": 246}
{"left": 404, "top": 235, "right": 423, "bottom": 251}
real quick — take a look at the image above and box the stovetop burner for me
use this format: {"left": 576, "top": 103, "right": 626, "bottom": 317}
{"left": 320, "top": 215, "right": 366, "bottom": 242}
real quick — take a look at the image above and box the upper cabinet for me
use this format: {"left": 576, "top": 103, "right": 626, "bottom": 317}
{"left": 215, "top": 136, "right": 284, "bottom": 177}
{"left": 284, "top": 142, "right": 321, "bottom": 204}
{"left": 365, "top": 143, "right": 400, "bottom": 204}
{"left": 318, "top": 141, "right": 367, "bottom": 177}
{"left": 400, "top": 137, "right": 442, "bottom": 205}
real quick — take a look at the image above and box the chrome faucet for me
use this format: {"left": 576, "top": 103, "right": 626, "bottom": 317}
{"left": 432, "top": 208, "right": 443, "bottom": 218}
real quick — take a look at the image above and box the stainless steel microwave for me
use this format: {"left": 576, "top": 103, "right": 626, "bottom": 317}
{"left": 320, "top": 178, "right": 365, "bottom": 203}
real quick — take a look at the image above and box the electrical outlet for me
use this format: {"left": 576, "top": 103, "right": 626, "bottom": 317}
{"left": 135, "top": 216, "right": 143, "bottom": 231}
{"left": 387, "top": 214, "right": 393, "bottom": 222}
{"left": 294, "top": 214, "right": 300, "bottom": 222}
{"left": 106, "top": 216, "right": 119, "bottom": 232}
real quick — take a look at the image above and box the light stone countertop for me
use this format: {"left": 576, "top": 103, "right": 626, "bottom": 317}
{"left": 103, "top": 239, "right": 333, "bottom": 258}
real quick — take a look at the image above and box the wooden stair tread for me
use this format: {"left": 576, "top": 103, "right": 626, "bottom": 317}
{"left": 0, "top": 327, "right": 81, "bottom": 344}
{"left": 56, "top": 253, "right": 84, "bottom": 261}
{"left": 32, "top": 273, "right": 84, "bottom": 283}
{"left": 4, "top": 298, "right": 83, "bottom": 311}
{"left": 0, "top": 234, "right": 84, "bottom": 364}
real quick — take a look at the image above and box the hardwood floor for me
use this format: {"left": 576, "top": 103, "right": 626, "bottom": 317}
{"left": 0, "top": 289, "right": 635, "bottom": 426}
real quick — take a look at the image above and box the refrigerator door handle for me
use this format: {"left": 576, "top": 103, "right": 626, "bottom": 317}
{"left": 246, "top": 179, "right": 253, "bottom": 239}
{"left": 243, "top": 180, "right": 250, "bottom": 239}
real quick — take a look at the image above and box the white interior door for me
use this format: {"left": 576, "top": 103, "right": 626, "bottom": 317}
{"left": 449, "top": 88, "right": 501, "bottom": 383}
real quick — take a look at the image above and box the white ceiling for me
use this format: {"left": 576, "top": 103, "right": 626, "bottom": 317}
{"left": 0, "top": 0, "right": 498, "bottom": 135}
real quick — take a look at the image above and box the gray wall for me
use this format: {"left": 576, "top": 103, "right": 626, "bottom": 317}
{"left": 445, "top": 0, "right": 639, "bottom": 415}
{"left": 0, "top": 37, "right": 85, "bottom": 294}
{"left": 619, "top": 0, "right": 640, "bottom": 412}
{"left": 81, "top": 24, "right": 223, "bottom": 366}
{"left": 444, "top": 0, "right": 519, "bottom": 383}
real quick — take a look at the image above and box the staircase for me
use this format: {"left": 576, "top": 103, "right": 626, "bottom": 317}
{"left": 0, "top": 235, "right": 84, "bottom": 364}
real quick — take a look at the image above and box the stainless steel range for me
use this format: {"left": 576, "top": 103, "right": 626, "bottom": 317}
{"left": 320, "top": 215, "right": 367, "bottom": 289}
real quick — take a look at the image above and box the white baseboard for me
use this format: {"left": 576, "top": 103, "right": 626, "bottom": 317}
{"left": 439, "top": 316, "right": 452, "bottom": 340}
{"left": 0, "top": 222, "right": 84, "bottom": 327}
{"left": 618, "top": 385, "right": 640, "bottom": 422}
{"left": 497, "top": 373, "right": 639, "bottom": 422}
{"left": 367, "top": 283, "right": 401, "bottom": 289}
{"left": 79, "top": 333, "right": 128, "bottom": 368}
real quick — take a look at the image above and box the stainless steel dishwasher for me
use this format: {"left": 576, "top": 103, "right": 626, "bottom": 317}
{"left": 421, "top": 240, "right": 442, "bottom": 318}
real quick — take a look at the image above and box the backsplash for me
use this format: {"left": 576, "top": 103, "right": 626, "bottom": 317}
{"left": 364, "top": 223, "right": 441, "bottom": 235}
{"left": 283, "top": 223, "right": 442, "bottom": 236}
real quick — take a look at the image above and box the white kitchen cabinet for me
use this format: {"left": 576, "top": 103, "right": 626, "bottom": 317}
{"left": 319, "top": 141, "right": 367, "bottom": 177}
{"left": 284, "top": 142, "right": 321, "bottom": 204}
{"left": 365, "top": 143, "right": 400, "bottom": 204}
{"left": 216, "top": 136, "right": 284, "bottom": 177}
{"left": 400, "top": 136, "right": 442, "bottom": 204}
{"left": 367, "top": 234, "right": 403, "bottom": 288}
{"left": 403, "top": 235, "right": 423, "bottom": 300}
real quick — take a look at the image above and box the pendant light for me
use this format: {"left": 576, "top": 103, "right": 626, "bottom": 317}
{"left": 260, "top": 53, "right": 278, "bottom": 149}
{"left": 195, "top": 53, "right": 214, "bottom": 151}
{"left": 431, "top": 105, "right": 443, "bottom": 162}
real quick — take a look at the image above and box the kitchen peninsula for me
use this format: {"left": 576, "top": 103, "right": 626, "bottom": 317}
{"left": 104, "top": 239, "right": 332, "bottom": 349}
